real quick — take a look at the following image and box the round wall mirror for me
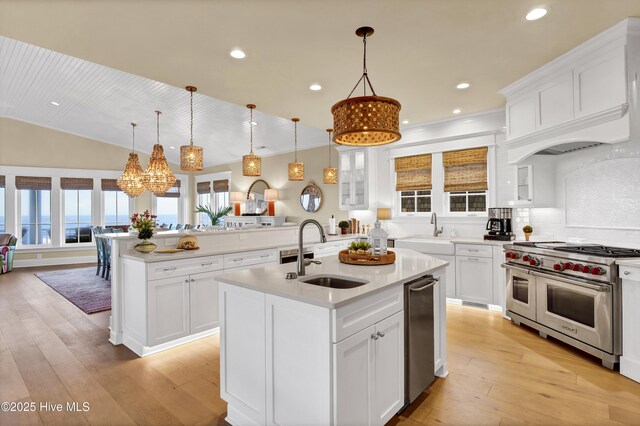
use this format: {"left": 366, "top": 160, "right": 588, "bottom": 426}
{"left": 300, "top": 183, "right": 322, "bottom": 213}
{"left": 246, "top": 179, "right": 270, "bottom": 215}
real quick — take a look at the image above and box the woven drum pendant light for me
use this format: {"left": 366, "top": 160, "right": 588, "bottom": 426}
{"left": 288, "top": 118, "right": 304, "bottom": 181}
{"left": 117, "top": 123, "right": 145, "bottom": 197}
{"left": 180, "top": 86, "right": 203, "bottom": 171}
{"left": 323, "top": 128, "right": 338, "bottom": 184}
{"left": 142, "top": 111, "right": 176, "bottom": 195}
{"left": 331, "top": 26, "right": 401, "bottom": 146}
{"left": 242, "top": 104, "right": 261, "bottom": 176}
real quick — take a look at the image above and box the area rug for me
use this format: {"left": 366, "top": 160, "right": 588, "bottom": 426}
{"left": 35, "top": 267, "right": 111, "bottom": 314}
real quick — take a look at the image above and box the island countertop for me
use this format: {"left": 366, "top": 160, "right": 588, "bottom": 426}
{"left": 216, "top": 248, "right": 448, "bottom": 308}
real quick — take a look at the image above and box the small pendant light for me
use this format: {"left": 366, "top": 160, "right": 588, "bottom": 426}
{"left": 117, "top": 122, "right": 145, "bottom": 197}
{"left": 142, "top": 111, "right": 176, "bottom": 195}
{"left": 323, "top": 128, "right": 337, "bottom": 184}
{"left": 242, "top": 104, "right": 261, "bottom": 176}
{"left": 288, "top": 118, "right": 304, "bottom": 181}
{"left": 180, "top": 86, "right": 204, "bottom": 171}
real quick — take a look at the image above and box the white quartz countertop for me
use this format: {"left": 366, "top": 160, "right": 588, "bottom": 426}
{"left": 617, "top": 259, "right": 640, "bottom": 268}
{"left": 216, "top": 248, "right": 448, "bottom": 308}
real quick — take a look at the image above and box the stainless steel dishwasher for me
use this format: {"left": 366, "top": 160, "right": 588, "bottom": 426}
{"left": 404, "top": 274, "right": 438, "bottom": 405}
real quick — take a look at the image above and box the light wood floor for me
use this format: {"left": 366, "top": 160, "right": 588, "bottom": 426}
{"left": 1, "top": 266, "right": 640, "bottom": 426}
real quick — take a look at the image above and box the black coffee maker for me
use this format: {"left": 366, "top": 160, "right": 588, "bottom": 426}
{"left": 484, "top": 208, "right": 515, "bottom": 241}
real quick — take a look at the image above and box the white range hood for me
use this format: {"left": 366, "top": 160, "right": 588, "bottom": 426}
{"left": 499, "top": 18, "right": 640, "bottom": 164}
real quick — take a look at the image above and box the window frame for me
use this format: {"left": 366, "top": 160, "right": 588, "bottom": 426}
{"left": 0, "top": 186, "right": 5, "bottom": 233}
{"left": 62, "top": 189, "right": 94, "bottom": 246}
{"left": 396, "top": 190, "right": 432, "bottom": 217}
{"left": 103, "top": 190, "right": 132, "bottom": 227}
{"left": 17, "top": 188, "right": 53, "bottom": 248}
{"left": 444, "top": 190, "right": 488, "bottom": 217}
{"left": 195, "top": 171, "right": 232, "bottom": 227}
{"left": 153, "top": 195, "right": 182, "bottom": 227}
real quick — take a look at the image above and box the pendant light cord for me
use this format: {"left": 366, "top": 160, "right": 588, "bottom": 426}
{"left": 250, "top": 107, "right": 254, "bottom": 154}
{"left": 190, "top": 90, "right": 194, "bottom": 146}
{"left": 347, "top": 32, "right": 377, "bottom": 99}
{"left": 156, "top": 111, "right": 161, "bottom": 145}
{"left": 294, "top": 120, "right": 298, "bottom": 162}
{"left": 327, "top": 130, "right": 332, "bottom": 166}
{"left": 131, "top": 123, "right": 136, "bottom": 153}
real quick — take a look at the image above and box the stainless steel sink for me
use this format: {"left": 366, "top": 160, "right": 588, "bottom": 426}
{"left": 299, "top": 274, "right": 369, "bottom": 289}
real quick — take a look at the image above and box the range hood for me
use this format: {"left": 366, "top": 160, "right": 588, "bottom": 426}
{"left": 500, "top": 18, "right": 640, "bottom": 164}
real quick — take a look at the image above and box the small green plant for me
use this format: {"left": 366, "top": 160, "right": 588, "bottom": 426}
{"left": 522, "top": 225, "right": 533, "bottom": 233}
{"left": 194, "top": 205, "right": 233, "bottom": 226}
{"left": 349, "top": 241, "right": 372, "bottom": 251}
{"left": 338, "top": 220, "right": 350, "bottom": 229}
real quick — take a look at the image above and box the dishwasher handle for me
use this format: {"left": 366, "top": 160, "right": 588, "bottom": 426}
{"left": 408, "top": 277, "right": 439, "bottom": 292}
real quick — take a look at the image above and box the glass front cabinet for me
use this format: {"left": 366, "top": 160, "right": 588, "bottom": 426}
{"left": 339, "top": 149, "right": 369, "bottom": 210}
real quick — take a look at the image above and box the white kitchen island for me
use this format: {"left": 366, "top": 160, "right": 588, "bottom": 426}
{"left": 216, "top": 248, "right": 448, "bottom": 426}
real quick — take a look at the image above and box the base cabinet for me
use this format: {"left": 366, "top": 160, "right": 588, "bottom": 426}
{"left": 455, "top": 255, "right": 493, "bottom": 305}
{"left": 190, "top": 271, "right": 222, "bottom": 334}
{"left": 148, "top": 276, "right": 190, "bottom": 346}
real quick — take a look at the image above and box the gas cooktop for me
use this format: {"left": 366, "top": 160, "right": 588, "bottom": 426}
{"left": 553, "top": 245, "right": 640, "bottom": 258}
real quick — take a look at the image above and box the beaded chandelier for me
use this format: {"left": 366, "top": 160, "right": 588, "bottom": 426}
{"left": 180, "top": 86, "right": 204, "bottom": 171}
{"left": 117, "top": 123, "right": 145, "bottom": 197}
{"left": 323, "top": 128, "right": 337, "bottom": 184}
{"left": 288, "top": 118, "right": 304, "bottom": 181}
{"left": 242, "top": 104, "right": 261, "bottom": 176}
{"left": 142, "top": 111, "right": 176, "bottom": 195}
{"left": 331, "top": 27, "right": 401, "bottom": 146}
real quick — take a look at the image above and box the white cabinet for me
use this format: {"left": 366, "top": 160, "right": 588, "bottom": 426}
{"left": 339, "top": 148, "right": 369, "bottom": 210}
{"left": 538, "top": 72, "right": 574, "bottom": 130}
{"left": 620, "top": 265, "right": 640, "bottom": 384}
{"left": 455, "top": 246, "right": 493, "bottom": 305}
{"left": 372, "top": 311, "right": 405, "bottom": 424}
{"left": 313, "top": 240, "right": 346, "bottom": 258}
{"left": 514, "top": 164, "right": 533, "bottom": 205}
{"left": 506, "top": 95, "right": 537, "bottom": 140}
{"left": 190, "top": 271, "right": 222, "bottom": 334}
{"left": 511, "top": 156, "right": 555, "bottom": 207}
{"left": 148, "top": 276, "right": 190, "bottom": 346}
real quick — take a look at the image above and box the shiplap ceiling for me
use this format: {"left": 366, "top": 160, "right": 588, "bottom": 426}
{"left": 1, "top": 0, "right": 640, "bottom": 166}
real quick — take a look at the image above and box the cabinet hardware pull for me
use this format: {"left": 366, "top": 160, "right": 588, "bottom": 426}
{"left": 260, "top": 255, "right": 270, "bottom": 258}
{"left": 377, "top": 331, "right": 385, "bottom": 338}
{"left": 163, "top": 267, "right": 177, "bottom": 272}
{"left": 624, "top": 271, "right": 631, "bottom": 275}
{"left": 370, "top": 333, "right": 379, "bottom": 341}
{"left": 468, "top": 249, "right": 479, "bottom": 252}
{"left": 190, "top": 278, "right": 195, "bottom": 282}
{"left": 201, "top": 262, "right": 213, "bottom": 266}
{"left": 234, "top": 258, "right": 244, "bottom": 262}
{"left": 467, "top": 257, "right": 479, "bottom": 261}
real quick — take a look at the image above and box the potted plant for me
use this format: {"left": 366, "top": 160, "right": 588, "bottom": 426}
{"left": 523, "top": 225, "right": 533, "bottom": 241}
{"left": 194, "top": 205, "right": 233, "bottom": 228}
{"left": 131, "top": 210, "right": 157, "bottom": 253}
{"left": 338, "top": 220, "right": 350, "bottom": 234}
{"left": 348, "top": 241, "right": 372, "bottom": 259}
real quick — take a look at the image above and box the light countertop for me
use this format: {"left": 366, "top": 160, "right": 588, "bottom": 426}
{"left": 617, "top": 259, "right": 640, "bottom": 268}
{"left": 216, "top": 248, "right": 448, "bottom": 309}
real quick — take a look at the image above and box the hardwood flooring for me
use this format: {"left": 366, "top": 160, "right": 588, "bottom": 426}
{"left": 2, "top": 265, "right": 640, "bottom": 425}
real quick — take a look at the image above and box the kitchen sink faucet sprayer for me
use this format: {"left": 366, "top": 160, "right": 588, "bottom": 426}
{"left": 431, "top": 213, "right": 443, "bottom": 237}
{"left": 298, "top": 219, "right": 326, "bottom": 276}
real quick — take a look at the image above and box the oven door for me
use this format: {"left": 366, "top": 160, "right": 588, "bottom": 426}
{"left": 505, "top": 264, "right": 536, "bottom": 321}
{"left": 534, "top": 272, "right": 612, "bottom": 353}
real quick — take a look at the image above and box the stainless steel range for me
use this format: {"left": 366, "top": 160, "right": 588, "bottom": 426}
{"left": 503, "top": 242, "right": 640, "bottom": 369}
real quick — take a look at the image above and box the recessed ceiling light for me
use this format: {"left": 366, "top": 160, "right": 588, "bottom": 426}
{"left": 456, "top": 82, "right": 471, "bottom": 90}
{"left": 452, "top": 108, "right": 462, "bottom": 114}
{"left": 50, "top": 101, "right": 60, "bottom": 106}
{"left": 256, "top": 145, "right": 267, "bottom": 150}
{"left": 309, "top": 83, "right": 322, "bottom": 91}
{"left": 169, "top": 146, "right": 176, "bottom": 150}
{"left": 251, "top": 121, "right": 258, "bottom": 126}
{"left": 526, "top": 8, "right": 548, "bottom": 21}
{"left": 230, "top": 49, "right": 246, "bottom": 59}
{"left": 402, "top": 120, "right": 409, "bottom": 124}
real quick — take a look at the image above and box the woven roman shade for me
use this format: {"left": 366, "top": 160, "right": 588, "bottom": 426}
{"left": 395, "top": 154, "right": 432, "bottom": 191}
{"left": 60, "top": 177, "right": 94, "bottom": 190}
{"left": 15, "top": 176, "right": 52, "bottom": 190}
{"left": 213, "top": 179, "right": 229, "bottom": 193}
{"left": 0, "top": 176, "right": 5, "bottom": 188}
{"left": 197, "top": 181, "right": 211, "bottom": 195}
{"left": 101, "top": 179, "right": 122, "bottom": 191}
{"left": 443, "top": 147, "right": 488, "bottom": 192}
{"left": 157, "top": 180, "right": 181, "bottom": 198}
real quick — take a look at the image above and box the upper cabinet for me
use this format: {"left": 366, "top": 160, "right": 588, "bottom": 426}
{"left": 500, "top": 18, "right": 640, "bottom": 164}
{"left": 339, "top": 148, "right": 377, "bottom": 211}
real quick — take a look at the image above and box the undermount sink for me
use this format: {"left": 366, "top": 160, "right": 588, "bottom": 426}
{"left": 300, "top": 274, "right": 369, "bottom": 289}
{"left": 396, "top": 237, "right": 455, "bottom": 255}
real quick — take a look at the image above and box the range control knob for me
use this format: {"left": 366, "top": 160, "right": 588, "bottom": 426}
{"left": 563, "top": 262, "right": 573, "bottom": 270}
{"left": 553, "top": 263, "right": 564, "bottom": 271}
{"left": 529, "top": 257, "right": 540, "bottom": 266}
{"left": 591, "top": 267, "right": 605, "bottom": 276}
{"left": 511, "top": 252, "right": 520, "bottom": 259}
{"left": 523, "top": 255, "right": 530, "bottom": 262}
{"left": 572, "top": 264, "right": 582, "bottom": 271}
{"left": 505, "top": 252, "right": 514, "bottom": 259}
{"left": 582, "top": 265, "right": 592, "bottom": 274}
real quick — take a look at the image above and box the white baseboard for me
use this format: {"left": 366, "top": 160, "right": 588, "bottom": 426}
{"left": 14, "top": 256, "right": 96, "bottom": 268}
{"left": 621, "top": 355, "right": 640, "bottom": 383}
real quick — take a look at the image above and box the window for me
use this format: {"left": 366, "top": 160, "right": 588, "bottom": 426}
{"left": 213, "top": 179, "right": 230, "bottom": 226}
{"left": 0, "top": 176, "right": 5, "bottom": 233}
{"left": 102, "top": 179, "right": 130, "bottom": 226}
{"left": 196, "top": 181, "right": 212, "bottom": 226}
{"left": 16, "top": 176, "right": 52, "bottom": 245}
{"left": 395, "top": 154, "right": 432, "bottom": 215}
{"left": 61, "top": 177, "right": 93, "bottom": 244}
{"left": 443, "top": 147, "right": 488, "bottom": 214}
{"left": 155, "top": 180, "right": 181, "bottom": 226}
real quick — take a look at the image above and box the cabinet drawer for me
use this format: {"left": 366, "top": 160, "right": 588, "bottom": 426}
{"left": 223, "top": 248, "right": 278, "bottom": 269}
{"left": 455, "top": 244, "right": 492, "bottom": 258}
{"left": 332, "top": 285, "right": 403, "bottom": 343}
{"left": 620, "top": 266, "right": 640, "bottom": 282}
{"left": 314, "top": 241, "right": 346, "bottom": 257}
{"left": 147, "top": 255, "right": 223, "bottom": 281}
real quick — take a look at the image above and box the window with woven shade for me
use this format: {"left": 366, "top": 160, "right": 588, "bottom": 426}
{"left": 0, "top": 176, "right": 5, "bottom": 233}
{"left": 61, "top": 178, "right": 93, "bottom": 244}
{"left": 197, "top": 181, "right": 211, "bottom": 195}
{"left": 443, "top": 147, "right": 488, "bottom": 213}
{"left": 16, "top": 176, "right": 52, "bottom": 245}
{"left": 213, "top": 179, "right": 230, "bottom": 214}
{"left": 155, "top": 180, "right": 181, "bottom": 226}
{"left": 395, "top": 154, "right": 432, "bottom": 214}
{"left": 102, "top": 179, "right": 130, "bottom": 226}
{"left": 156, "top": 180, "right": 181, "bottom": 198}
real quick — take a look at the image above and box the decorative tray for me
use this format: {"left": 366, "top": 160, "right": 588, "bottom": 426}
{"left": 338, "top": 249, "right": 396, "bottom": 266}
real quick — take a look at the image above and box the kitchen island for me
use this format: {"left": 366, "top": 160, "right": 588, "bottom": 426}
{"left": 217, "top": 248, "right": 448, "bottom": 426}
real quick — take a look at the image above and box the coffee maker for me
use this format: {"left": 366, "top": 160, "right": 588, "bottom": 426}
{"left": 484, "top": 208, "right": 515, "bottom": 241}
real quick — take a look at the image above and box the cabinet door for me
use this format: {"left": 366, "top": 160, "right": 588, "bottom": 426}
{"left": 148, "top": 276, "right": 190, "bottom": 346}
{"left": 514, "top": 165, "right": 533, "bottom": 205}
{"left": 506, "top": 95, "right": 536, "bottom": 140}
{"left": 189, "top": 271, "right": 220, "bottom": 334}
{"left": 373, "top": 311, "right": 404, "bottom": 425}
{"left": 334, "top": 325, "right": 375, "bottom": 425}
{"left": 456, "top": 256, "right": 493, "bottom": 304}
{"left": 538, "top": 72, "right": 574, "bottom": 129}
{"left": 352, "top": 149, "right": 368, "bottom": 209}
{"left": 339, "top": 151, "right": 353, "bottom": 210}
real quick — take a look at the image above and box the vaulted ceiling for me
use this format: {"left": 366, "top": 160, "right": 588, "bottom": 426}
{"left": 1, "top": 0, "right": 639, "bottom": 166}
